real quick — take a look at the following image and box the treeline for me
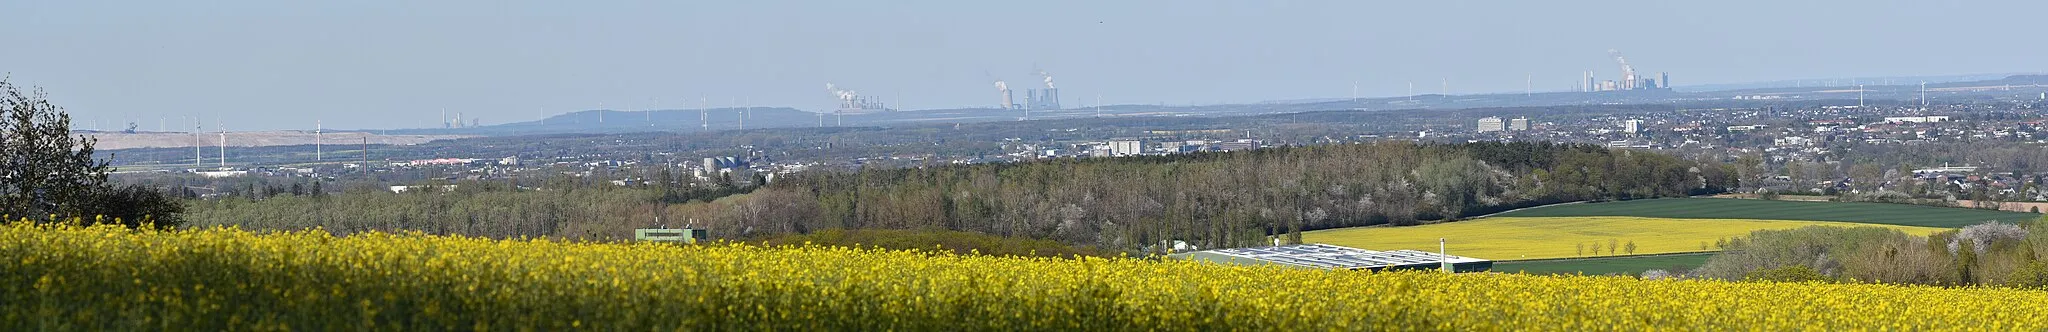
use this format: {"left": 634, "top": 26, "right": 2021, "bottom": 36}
{"left": 185, "top": 178, "right": 758, "bottom": 239}
{"left": 1697, "top": 222, "right": 2048, "bottom": 287}
{"left": 185, "top": 141, "right": 1734, "bottom": 252}
{"left": 698, "top": 141, "right": 1734, "bottom": 251}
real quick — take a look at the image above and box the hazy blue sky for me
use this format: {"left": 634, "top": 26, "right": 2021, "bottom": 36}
{"left": 4, "top": 1, "right": 2044, "bottom": 130}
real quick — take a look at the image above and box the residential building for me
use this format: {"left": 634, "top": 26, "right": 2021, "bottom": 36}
{"left": 1477, "top": 117, "right": 1505, "bottom": 132}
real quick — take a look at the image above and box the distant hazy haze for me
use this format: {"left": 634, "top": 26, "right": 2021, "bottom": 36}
{"left": 3, "top": 0, "right": 2042, "bottom": 130}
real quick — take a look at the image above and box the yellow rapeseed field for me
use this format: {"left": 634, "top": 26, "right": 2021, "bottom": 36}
{"left": 1302, "top": 217, "right": 1947, "bottom": 260}
{"left": 3, "top": 221, "right": 2045, "bottom": 330}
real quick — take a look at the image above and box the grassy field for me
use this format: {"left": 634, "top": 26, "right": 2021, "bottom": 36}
{"left": 1301, "top": 216, "right": 1947, "bottom": 260}
{"left": 1495, "top": 253, "right": 1715, "bottom": 276}
{"left": 1496, "top": 198, "right": 2041, "bottom": 228}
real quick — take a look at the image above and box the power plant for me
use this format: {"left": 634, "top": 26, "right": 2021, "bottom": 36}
{"left": 1582, "top": 49, "right": 1671, "bottom": 92}
{"left": 825, "top": 83, "right": 890, "bottom": 114}
{"left": 1024, "top": 70, "right": 1062, "bottom": 110}
{"left": 995, "top": 80, "right": 1016, "bottom": 110}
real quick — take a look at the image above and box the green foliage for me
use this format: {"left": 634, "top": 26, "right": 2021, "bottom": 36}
{"left": 185, "top": 141, "right": 1725, "bottom": 252}
{"left": 2004, "top": 261, "right": 2048, "bottom": 289}
{"left": 758, "top": 141, "right": 1721, "bottom": 251}
{"left": 1698, "top": 226, "right": 1937, "bottom": 283}
{"left": 0, "top": 78, "right": 182, "bottom": 227}
{"left": 1743, "top": 265, "right": 1835, "bottom": 283}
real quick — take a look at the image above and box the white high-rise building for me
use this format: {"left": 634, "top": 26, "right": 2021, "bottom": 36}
{"left": 1509, "top": 118, "right": 1530, "bottom": 131}
{"left": 1109, "top": 140, "right": 1143, "bottom": 156}
{"left": 1624, "top": 119, "right": 1644, "bottom": 134}
{"left": 1476, "top": 117, "right": 1505, "bottom": 133}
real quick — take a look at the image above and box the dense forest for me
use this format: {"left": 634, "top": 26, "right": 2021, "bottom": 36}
{"left": 751, "top": 141, "right": 1735, "bottom": 251}
{"left": 187, "top": 141, "right": 1735, "bottom": 252}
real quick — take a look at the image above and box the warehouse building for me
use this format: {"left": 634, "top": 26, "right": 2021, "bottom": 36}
{"left": 1174, "top": 243, "right": 1492, "bottom": 272}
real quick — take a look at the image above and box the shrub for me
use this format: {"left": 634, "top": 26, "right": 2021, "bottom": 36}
{"left": 1744, "top": 265, "right": 1834, "bottom": 283}
{"left": 1948, "top": 222, "right": 2026, "bottom": 255}
{"left": 1696, "top": 226, "right": 1912, "bottom": 281}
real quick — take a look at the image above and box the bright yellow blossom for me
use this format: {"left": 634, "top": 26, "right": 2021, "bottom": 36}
{"left": 1, "top": 222, "right": 2045, "bottom": 330}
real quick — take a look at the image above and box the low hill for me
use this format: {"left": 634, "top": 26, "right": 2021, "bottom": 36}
{"left": 1495, "top": 198, "right": 2040, "bottom": 228}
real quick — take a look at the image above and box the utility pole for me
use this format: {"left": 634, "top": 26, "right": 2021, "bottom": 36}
{"left": 1439, "top": 238, "right": 1449, "bottom": 273}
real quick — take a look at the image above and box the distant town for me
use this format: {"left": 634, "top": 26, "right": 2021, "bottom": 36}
{"left": 85, "top": 75, "right": 2048, "bottom": 207}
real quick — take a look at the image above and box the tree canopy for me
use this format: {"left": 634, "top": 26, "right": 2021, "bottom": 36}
{"left": 0, "top": 77, "right": 182, "bottom": 227}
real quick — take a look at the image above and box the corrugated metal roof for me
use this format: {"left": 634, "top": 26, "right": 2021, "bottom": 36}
{"left": 1188, "top": 243, "right": 1488, "bottom": 270}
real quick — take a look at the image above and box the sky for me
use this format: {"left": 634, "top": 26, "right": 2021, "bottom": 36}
{"left": 3, "top": 0, "right": 2045, "bottom": 130}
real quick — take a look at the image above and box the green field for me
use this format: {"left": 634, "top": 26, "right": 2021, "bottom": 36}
{"left": 1494, "top": 253, "right": 1715, "bottom": 276}
{"left": 1497, "top": 198, "right": 2040, "bottom": 228}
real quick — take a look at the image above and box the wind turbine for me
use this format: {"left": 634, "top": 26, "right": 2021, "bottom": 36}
{"left": 217, "top": 121, "right": 226, "bottom": 169}
{"left": 190, "top": 116, "right": 201, "bottom": 167}
{"left": 315, "top": 120, "right": 322, "bottom": 161}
